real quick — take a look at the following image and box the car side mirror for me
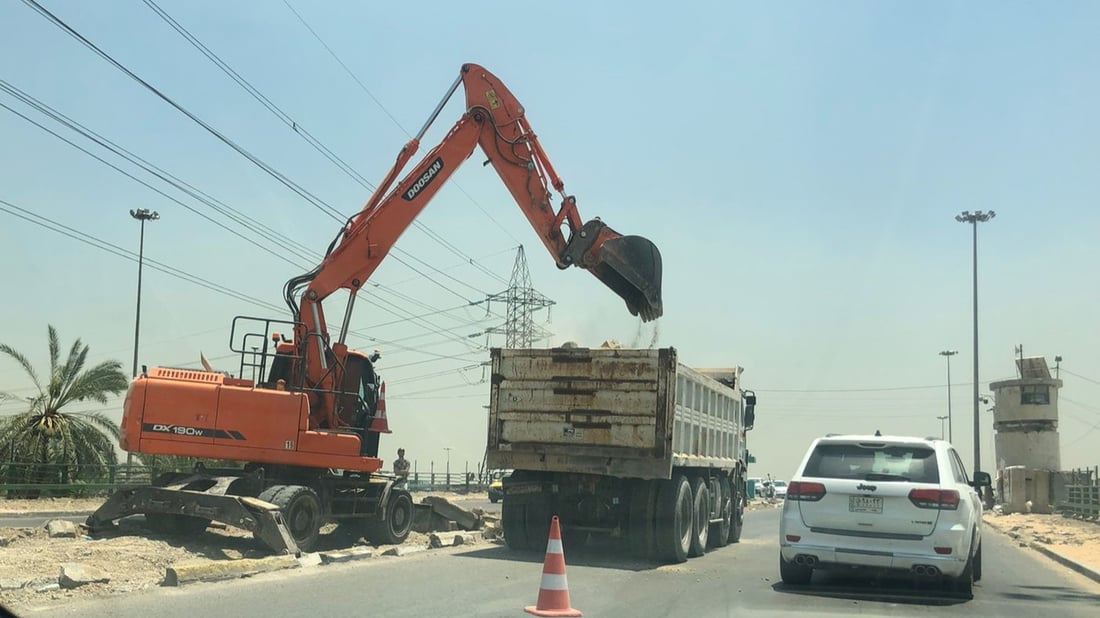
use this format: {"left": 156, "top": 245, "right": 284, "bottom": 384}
{"left": 971, "top": 471, "right": 992, "bottom": 488}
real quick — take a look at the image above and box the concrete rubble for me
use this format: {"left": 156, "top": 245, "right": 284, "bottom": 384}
{"left": 45, "top": 519, "right": 77, "bottom": 538}
{"left": 58, "top": 563, "right": 110, "bottom": 589}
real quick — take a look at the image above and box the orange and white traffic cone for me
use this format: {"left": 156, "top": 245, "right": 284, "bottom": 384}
{"left": 525, "top": 515, "right": 582, "bottom": 617}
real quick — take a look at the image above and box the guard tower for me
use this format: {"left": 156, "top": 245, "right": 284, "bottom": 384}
{"left": 989, "top": 356, "right": 1063, "bottom": 471}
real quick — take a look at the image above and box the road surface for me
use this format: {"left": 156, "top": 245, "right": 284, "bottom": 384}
{"left": 16, "top": 508, "right": 1100, "bottom": 617}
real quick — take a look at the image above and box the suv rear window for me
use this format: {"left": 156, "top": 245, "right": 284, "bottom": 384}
{"left": 803, "top": 443, "right": 940, "bottom": 483}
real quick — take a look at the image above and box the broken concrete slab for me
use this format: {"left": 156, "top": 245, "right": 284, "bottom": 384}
{"left": 45, "top": 519, "right": 77, "bottom": 538}
{"left": 420, "top": 496, "right": 481, "bottom": 531}
{"left": 36, "top": 582, "right": 60, "bottom": 593}
{"left": 0, "top": 578, "right": 29, "bottom": 591}
{"left": 319, "top": 547, "right": 374, "bottom": 564}
{"left": 59, "top": 563, "right": 110, "bottom": 589}
{"left": 429, "top": 532, "right": 476, "bottom": 548}
{"left": 481, "top": 525, "right": 501, "bottom": 540}
{"left": 382, "top": 545, "right": 426, "bottom": 557}
{"left": 163, "top": 555, "right": 299, "bottom": 586}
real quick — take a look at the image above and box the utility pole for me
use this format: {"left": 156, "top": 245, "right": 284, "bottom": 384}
{"left": 443, "top": 447, "right": 452, "bottom": 490}
{"left": 939, "top": 350, "right": 958, "bottom": 443}
{"left": 955, "top": 210, "right": 994, "bottom": 474}
{"left": 128, "top": 208, "right": 159, "bottom": 473}
{"left": 937, "top": 415, "right": 949, "bottom": 440}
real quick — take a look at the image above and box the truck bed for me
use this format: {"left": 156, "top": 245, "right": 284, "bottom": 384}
{"left": 486, "top": 347, "right": 745, "bottom": 480}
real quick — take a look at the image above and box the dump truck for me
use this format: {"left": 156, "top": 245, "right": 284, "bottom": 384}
{"left": 486, "top": 346, "right": 756, "bottom": 563}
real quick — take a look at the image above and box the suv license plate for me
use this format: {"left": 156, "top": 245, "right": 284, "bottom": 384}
{"left": 849, "top": 495, "right": 883, "bottom": 513}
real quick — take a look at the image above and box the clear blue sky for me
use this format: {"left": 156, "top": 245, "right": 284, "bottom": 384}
{"left": 1, "top": 1, "right": 1098, "bottom": 478}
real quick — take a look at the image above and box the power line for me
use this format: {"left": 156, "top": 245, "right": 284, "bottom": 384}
{"left": 0, "top": 197, "right": 283, "bottom": 313}
{"left": 279, "top": 0, "right": 523, "bottom": 247}
{"left": 1060, "top": 367, "right": 1095, "bottom": 382}
{"left": 142, "top": 0, "right": 509, "bottom": 292}
{"left": 0, "top": 82, "right": 317, "bottom": 269}
{"left": 21, "top": 0, "right": 346, "bottom": 223}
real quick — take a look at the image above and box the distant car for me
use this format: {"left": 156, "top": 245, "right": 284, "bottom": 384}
{"left": 771, "top": 480, "right": 788, "bottom": 498}
{"left": 779, "top": 434, "right": 990, "bottom": 596}
{"left": 487, "top": 469, "right": 511, "bottom": 503}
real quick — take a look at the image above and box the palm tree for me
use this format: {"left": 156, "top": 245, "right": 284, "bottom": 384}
{"left": 0, "top": 325, "right": 129, "bottom": 491}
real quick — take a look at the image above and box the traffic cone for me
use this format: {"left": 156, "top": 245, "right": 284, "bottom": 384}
{"left": 368, "top": 382, "right": 391, "bottom": 433}
{"left": 525, "top": 515, "right": 582, "bottom": 617}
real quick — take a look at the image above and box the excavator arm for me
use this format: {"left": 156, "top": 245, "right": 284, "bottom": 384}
{"left": 288, "top": 63, "right": 663, "bottom": 421}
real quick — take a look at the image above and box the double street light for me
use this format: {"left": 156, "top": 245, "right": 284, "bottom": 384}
{"left": 955, "top": 210, "right": 995, "bottom": 474}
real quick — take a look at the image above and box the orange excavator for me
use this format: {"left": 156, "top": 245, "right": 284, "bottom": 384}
{"left": 87, "top": 63, "right": 663, "bottom": 554}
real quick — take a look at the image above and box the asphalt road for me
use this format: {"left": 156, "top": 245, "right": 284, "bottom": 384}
{"left": 16, "top": 508, "right": 1100, "bottom": 618}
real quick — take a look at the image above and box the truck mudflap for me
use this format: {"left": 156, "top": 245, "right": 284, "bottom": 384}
{"left": 86, "top": 476, "right": 301, "bottom": 557}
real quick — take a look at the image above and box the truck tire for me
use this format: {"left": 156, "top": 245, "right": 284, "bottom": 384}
{"left": 728, "top": 476, "right": 744, "bottom": 544}
{"left": 688, "top": 476, "right": 709, "bottom": 557}
{"left": 366, "top": 488, "right": 414, "bottom": 545}
{"left": 708, "top": 476, "right": 732, "bottom": 549}
{"left": 655, "top": 474, "right": 692, "bottom": 564}
{"left": 628, "top": 479, "right": 657, "bottom": 559}
{"left": 502, "top": 495, "right": 549, "bottom": 551}
{"left": 260, "top": 485, "right": 322, "bottom": 553}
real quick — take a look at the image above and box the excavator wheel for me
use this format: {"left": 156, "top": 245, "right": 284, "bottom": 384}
{"left": 259, "top": 484, "right": 323, "bottom": 553}
{"left": 365, "top": 488, "right": 413, "bottom": 545}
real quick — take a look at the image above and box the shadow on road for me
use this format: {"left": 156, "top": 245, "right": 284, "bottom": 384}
{"left": 996, "top": 584, "right": 1100, "bottom": 605}
{"left": 771, "top": 571, "right": 972, "bottom": 606}
{"left": 452, "top": 540, "right": 663, "bottom": 572}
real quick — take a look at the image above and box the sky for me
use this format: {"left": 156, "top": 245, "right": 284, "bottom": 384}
{"left": 1, "top": 0, "right": 1098, "bottom": 480}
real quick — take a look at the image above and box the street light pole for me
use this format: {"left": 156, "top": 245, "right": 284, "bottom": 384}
{"left": 937, "top": 415, "right": 949, "bottom": 440}
{"left": 955, "top": 210, "right": 994, "bottom": 474}
{"left": 128, "top": 209, "right": 159, "bottom": 473}
{"left": 443, "top": 447, "right": 452, "bottom": 490}
{"left": 939, "top": 350, "right": 958, "bottom": 442}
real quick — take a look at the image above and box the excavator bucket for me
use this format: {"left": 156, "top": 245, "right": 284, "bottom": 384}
{"left": 591, "top": 234, "right": 663, "bottom": 322}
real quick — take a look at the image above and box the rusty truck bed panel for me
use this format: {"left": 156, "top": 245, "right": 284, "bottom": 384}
{"left": 486, "top": 347, "right": 745, "bottom": 480}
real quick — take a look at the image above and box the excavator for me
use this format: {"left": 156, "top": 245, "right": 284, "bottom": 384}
{"left": 87, "top": 63, "right": 663, "bottom": 554}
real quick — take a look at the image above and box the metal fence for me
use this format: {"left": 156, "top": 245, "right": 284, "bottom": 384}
{"left": 0, "top": 460, "right": 495, "bottom": 498}
{"left": 1056, "top": 466, "right": 1099, "bottom": 520}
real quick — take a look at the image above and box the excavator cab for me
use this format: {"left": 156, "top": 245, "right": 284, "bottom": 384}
{"left": 591, "top": 234, "right": 663, "bottom": 322}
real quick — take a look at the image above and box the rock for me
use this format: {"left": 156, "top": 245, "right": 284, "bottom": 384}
{"left": 382, "top": 545, "right": 426, "bottom": 557}
{"left": 428, "top": 532, "right": 474, "bottom": 548}
{"left": 319, "top": 547, "right": 374, "bottom": 564}
{"left": 420, "top": 496, "right": 481, "bottom": 531}
{"left": 481, "top": 526, "right": 501, "bottom": 540}
{"left": 220, "top": 549, "right": 245, "bottom": 560}
{"left": 36, "top": 583, "right": 61, "bottom": 593}
{"left": 46, "top": 519, "right": 77, "bottom": 538}
{"left": 0, "top": 578, "right": 29, "bottom": 591}
{"left": 59, "top": 563, "right": 110, "bottom": 589}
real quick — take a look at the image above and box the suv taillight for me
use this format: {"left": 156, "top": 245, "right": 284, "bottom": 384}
{"left": 908, "top": 488, "right": 960, "bottom": 510}
{"left": 787, "top": 481, "right": 826, "bottom": 502}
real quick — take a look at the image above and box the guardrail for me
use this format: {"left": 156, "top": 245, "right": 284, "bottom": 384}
{"left": 1, "top": 461, "right": 496, "bottom": 498}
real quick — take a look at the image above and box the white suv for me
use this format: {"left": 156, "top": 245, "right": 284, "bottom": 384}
{"left": 779, "top": 434, "right": 991, "bottom": 595}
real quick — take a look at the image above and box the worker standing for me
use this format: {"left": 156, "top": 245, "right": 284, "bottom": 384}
{"left": 394, "top": 448, "right": 411, "bottom": 490}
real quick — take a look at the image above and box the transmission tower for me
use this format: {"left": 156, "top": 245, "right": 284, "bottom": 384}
{"left": 482, "top": 246, "right": 554, "bottom": 347}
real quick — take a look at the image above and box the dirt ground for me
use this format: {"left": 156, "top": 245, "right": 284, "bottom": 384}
{"left": 0, "top": 491, "right": 474, "bottom": 612}
{"left": 985, "top": 511, "right": 1100, "bottom": 569}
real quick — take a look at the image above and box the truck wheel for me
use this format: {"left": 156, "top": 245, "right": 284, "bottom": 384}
{"left": 628, "top": 479, "right": 657, "bottom": 559}
{"left": 502, "top": 497, "right": 548, "bottom": 551}
{"left": 260, "top": 485, "right": 322, "bottom": 553}
{"left": 367, "top": 489, "right": 414, "bottom": 545}
{"left": 709, "top": 476, "right": 732, "bottom": 549}
{"left": 688, "top": 477, "right": 709, "bottom": 557}
{"left": 727, "top": 475, "right": 744, "bottom": 544}
{"left": 655, "top": 474, "right": 692, "bottom": 563}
